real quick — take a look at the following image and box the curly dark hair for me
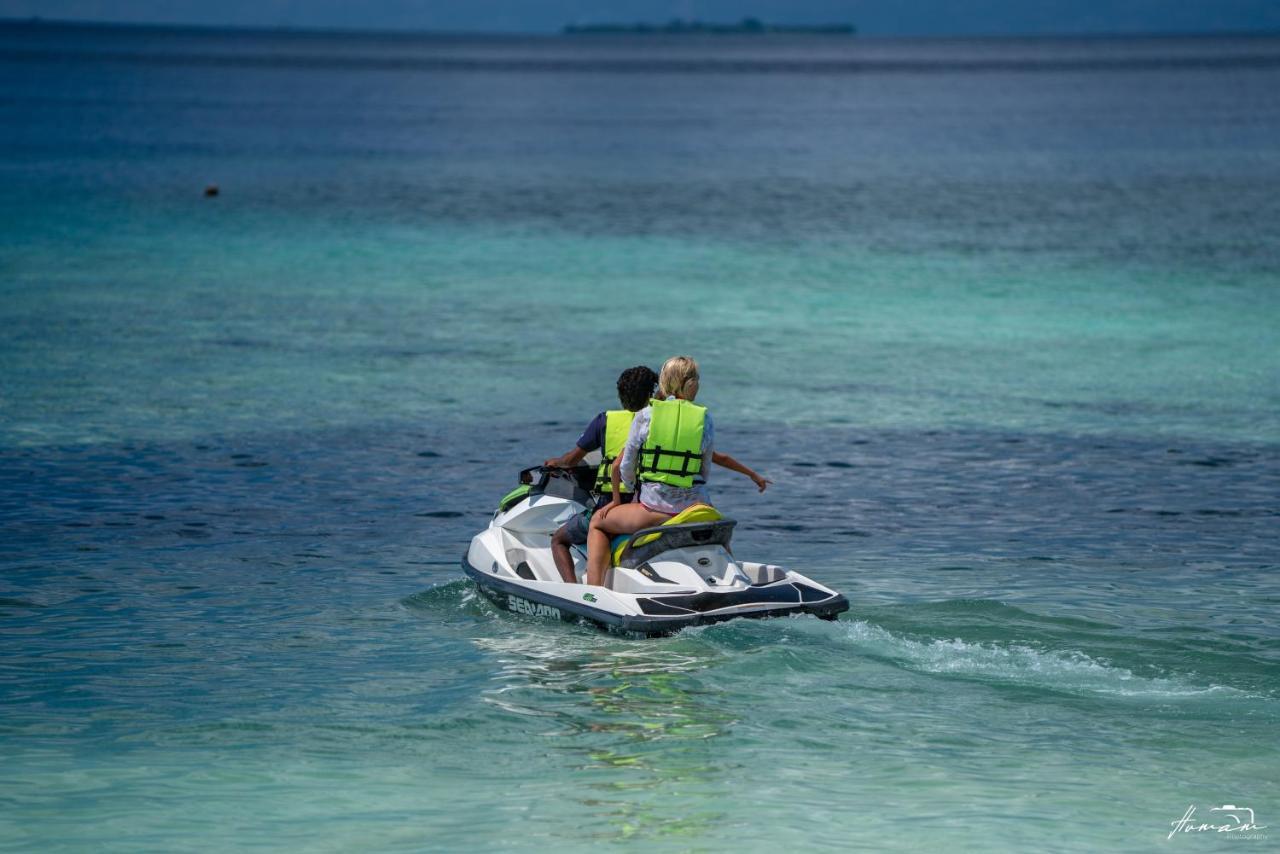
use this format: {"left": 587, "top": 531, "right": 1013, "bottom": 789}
{"left": 616, "top": 365, "right": 658, "bottom": 412}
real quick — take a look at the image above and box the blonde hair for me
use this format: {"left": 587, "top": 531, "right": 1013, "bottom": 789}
{"left": 658, "top": 356, "right": 700, "bottom": 398}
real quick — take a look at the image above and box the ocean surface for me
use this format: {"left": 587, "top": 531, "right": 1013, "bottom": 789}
{"left": 2, "top": 21, "right": 1278, "bottom": 852}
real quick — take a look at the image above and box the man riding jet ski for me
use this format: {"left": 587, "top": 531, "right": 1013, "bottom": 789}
{"left": 540, "top": 365, "right": 659, "bottom": 583}
{"left": 462, "top": 356, "right": 848, "bottom": 636}
{"left": 462, "top": 465, "right": 849, "bottom": 636}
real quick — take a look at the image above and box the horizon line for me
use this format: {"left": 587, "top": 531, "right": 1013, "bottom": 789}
{"left": 4, "top": 16, "right": 1280, "bottom": 43}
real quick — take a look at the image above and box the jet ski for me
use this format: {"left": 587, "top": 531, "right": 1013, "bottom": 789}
{"left": 462, "top": 465, "right": 849, "bottom": 636}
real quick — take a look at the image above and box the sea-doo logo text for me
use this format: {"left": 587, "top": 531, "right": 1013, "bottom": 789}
{"left": 508, "top": 595, "right": 560, "bottom": 619}
{"left": 1169, "top": 805, "right": 1267, "bottom": 840}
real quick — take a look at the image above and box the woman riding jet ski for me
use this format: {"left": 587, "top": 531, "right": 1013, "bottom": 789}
{"left": 462, "top": 357, "right": 849, "bottom": 636}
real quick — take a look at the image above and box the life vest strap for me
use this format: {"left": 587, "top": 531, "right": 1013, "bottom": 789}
{"left": 594, "top": 454, "right": 633, "bottom": 493}
{"left": 637, "top": 445, "right": 703, "bottom": 477}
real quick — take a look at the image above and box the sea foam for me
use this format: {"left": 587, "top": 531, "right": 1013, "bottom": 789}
{"left": 839, "top": 620, "right": 1248, "bottom": 700}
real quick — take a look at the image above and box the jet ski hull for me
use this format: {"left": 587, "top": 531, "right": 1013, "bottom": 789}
{"left": 463, "top": 466, "right": 850, "bottom": 637}
{"left": 463, "top": 555, "right": 849, "bottom": 637}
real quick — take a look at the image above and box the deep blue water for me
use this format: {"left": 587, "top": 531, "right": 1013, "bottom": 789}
{"left": 1, "top": 21, "right": 1278, "bottom": 851}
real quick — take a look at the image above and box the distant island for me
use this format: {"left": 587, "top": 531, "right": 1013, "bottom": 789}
{"left": 564, "top": 17, "right": 856, "bottom": 35}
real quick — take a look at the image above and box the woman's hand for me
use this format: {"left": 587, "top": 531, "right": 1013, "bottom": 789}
{"left": 594, "top": 500, "right": 620, "bottom": 523}
{"left": 712, "top": 452, "right": 772, "bottom": 493}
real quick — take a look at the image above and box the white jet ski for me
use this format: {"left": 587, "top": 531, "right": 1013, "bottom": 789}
{"left": 462, "top": 466, "right": 849, "bottom": 636}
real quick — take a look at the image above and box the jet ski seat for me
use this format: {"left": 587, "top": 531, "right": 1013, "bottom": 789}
{"left": 610, "top": 504, "right": 736, "bottom": 569}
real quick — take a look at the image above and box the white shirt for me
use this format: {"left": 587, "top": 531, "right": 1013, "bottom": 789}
{"left": 618, "top": 397, "right": 715, "bottom": 514}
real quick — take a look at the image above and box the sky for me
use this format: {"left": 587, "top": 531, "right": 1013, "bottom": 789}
{"left": 2, "top": 0, "right": 1279, "bottom": 36}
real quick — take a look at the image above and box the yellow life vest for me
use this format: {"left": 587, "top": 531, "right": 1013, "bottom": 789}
{"left": 594, "top": 409, "right": 636, "bottom": 493}
{"left": 637, "top": 398, "right": 706, "bottom": 489}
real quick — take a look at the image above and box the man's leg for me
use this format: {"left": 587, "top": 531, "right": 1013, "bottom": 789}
{"left": 552, "top": 512, "right": 591, "bottom": 583}
{"left": 550, "top": 526, "right": 577, "bottom": 583}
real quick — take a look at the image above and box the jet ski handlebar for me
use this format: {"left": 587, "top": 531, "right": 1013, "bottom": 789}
{"left": 518, "top": 464, "right": 598, "bottom": 495}
{"left": 519, "top": 464, "right": 589, "bottom": 481}
{"left": 519, "top": 465, "right": 558, "bottom": 485}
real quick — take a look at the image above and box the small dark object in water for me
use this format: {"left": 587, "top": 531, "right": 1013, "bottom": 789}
{"left": 204, "top": 184, "right": 219, "bottom": 197}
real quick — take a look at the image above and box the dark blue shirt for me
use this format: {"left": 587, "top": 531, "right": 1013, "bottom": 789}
{"left": 575, "top": 411, "right": 633, "bottom": 509}
{"left": 575, "top": 411, "right": 608, "bottom": 453}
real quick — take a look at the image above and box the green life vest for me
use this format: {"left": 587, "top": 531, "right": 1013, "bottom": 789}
{"left": 595, "top": 409, "right": 637, "bottom": 493}
{"left": 637, "top": 398, "right": 706, "bottom": 489}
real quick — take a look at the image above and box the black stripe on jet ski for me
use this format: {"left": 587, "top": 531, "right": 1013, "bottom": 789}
{"left": 636, "top": 597, "right": 849, "bottom": 620}
{"left": 636, "top": 581, "right": 841, "bottom": 615}
{"left": 632, "top": 598, "right": 691, "bottom": 616}
{"left": 793, "top": 582, "right": 834, "bottom": 603}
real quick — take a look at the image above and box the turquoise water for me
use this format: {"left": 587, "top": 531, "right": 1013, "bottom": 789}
{"left": 2, "top": 22, "right": 1279, "bottom": 851}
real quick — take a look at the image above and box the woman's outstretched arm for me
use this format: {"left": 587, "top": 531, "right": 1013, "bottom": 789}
{"left": 712, "top": 451, "right": 771, "bottom": 492}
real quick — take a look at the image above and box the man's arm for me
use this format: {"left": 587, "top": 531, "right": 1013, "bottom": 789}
{"left": 712, "top": 450, "right": 772, "bottom": 493}
{"left": 547, "top": 412, "right": 606, "bottom": 468}
{"left": 544, "top": 446, "right": 588, "bottom": 468}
